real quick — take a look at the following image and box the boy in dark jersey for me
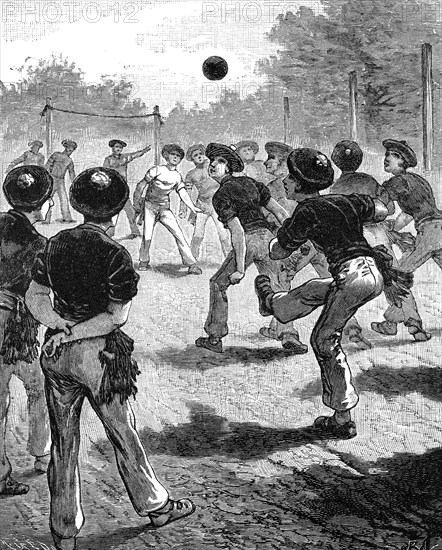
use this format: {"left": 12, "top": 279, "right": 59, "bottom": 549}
{"left": 255, "top": 148, "right": 389, "bottom": 439}
{"left": 0, "top": 166, "right": 54, "bottom": 495}
{"left": 371, "top": 139, "right": 441, "bottom": 341}
{"left": 26, "top": 167, "right": 195, "bottom": 550}
{"left": 196, "top": 143, "right": 304, "bottom": 354}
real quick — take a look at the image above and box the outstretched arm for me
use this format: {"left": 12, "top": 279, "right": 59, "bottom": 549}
{"left": 127, "top": 145, "right": 151, "bottom": 162}
{"left": 7, "top": 153, "right": 26, "bottom": 171}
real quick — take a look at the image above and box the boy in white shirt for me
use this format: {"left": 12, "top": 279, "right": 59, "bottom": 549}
{"left": 133, "top": 144, "right": 202, "bottom": 274}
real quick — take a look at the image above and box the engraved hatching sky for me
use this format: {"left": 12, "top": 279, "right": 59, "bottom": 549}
{"left": 0, "top": 0, "right": 319, "bottom": 114}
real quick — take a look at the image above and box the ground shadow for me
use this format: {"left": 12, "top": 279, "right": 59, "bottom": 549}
{"left": 295, "top": 363, "right": 442, "bottom": 403}
{"left": 146, "top": 263, "right": 191, "bottom": 279}
{"left": 365, "top": 326, "right": 442, "bottom": 350}
{"left": 90, "top": 403, "right": 329, "bottom": 465}
{"left": 354, "top": 363, "right": 442, "bottom": 402}
{"left": 85, "top": 402, "right": 442, "bottom": 548}
{"left": 153, "top": 344, "right": 307, "bottom": 371}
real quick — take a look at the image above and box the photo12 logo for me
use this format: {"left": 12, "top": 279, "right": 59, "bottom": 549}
{"left": 201, "top": 1, "right": 321, "bottom": 23}
{"left": 1, "top": 2, "right": 141, "bottom": 24}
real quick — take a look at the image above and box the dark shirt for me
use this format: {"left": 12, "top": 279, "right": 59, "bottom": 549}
{"left": 0, "top": 210, "right": 47, "bottom": 297}
{"left": 383, "top": 172, "right": 442, "bottom": 225}
{"left": 32, "top": 224, "right": 139, "bottom": 322}
{"left": 330, "top": 172, "right": 387, "bottom": 200}
{"left": 277, "top": 194, "right": 376, "bottom": 274}
{"left": 213, "top": 174, "right": 272, "bottom": 233}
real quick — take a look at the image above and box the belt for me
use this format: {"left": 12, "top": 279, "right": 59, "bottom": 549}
{"left": 415, "top": 215, "right": 442, "bottom": 230}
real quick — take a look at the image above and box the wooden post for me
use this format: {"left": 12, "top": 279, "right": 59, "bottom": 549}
{"left": 45, "top": 97, "right": 52, "bottom": 157}
{"left": 153, "top": 105, "right": 161, "bottom": 165}
{"left": 349, "top": 71, "right": 358, "bottom": 141}
{"left": 283, "top": 96, "right": 290, "bottom": 143}
{"left": 422, "top": 43, "right": 433, "bottom": 172}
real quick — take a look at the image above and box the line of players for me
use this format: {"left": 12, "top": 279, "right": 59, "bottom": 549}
{"left": 1, "top": 136, "right": 441, "bottom": 549}
{"left": 7, "top": 137, "right": 441, "bottom": 349}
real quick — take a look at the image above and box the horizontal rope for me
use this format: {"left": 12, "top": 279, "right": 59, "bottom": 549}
{"left": 40, "top": 104, "right": 162, "bottom": 121}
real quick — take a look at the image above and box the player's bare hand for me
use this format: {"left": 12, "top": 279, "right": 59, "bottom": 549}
{"left": 229, "top": 271, "right": 245, "bottom": 285}
{"left": 42, "top": 333, "right": 65, "bottom": 359}
{"left": 54, "top": 319, "right": 73, "bottom": 335}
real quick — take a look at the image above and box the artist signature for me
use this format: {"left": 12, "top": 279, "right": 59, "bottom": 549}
{"left": 402, "top": 538, "right": 441, "bottom": 550}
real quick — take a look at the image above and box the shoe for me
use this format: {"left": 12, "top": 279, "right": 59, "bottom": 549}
{"left": 188, "top": 264, "right": 202, "bottom": 275}
{"left": 313, "top": 415, "right": 357, "bottom": 440}
{"left": 280, "top": 332, "right": 309, "bottom": 354}
{"left": 407, "top": 323, "right": 432, "bottom": 342}
{"left": 259, "top": 326, "right": 278, "bottom": 340}
{"left": 118, "top": 233, "right": 140, "bottom": 240}
{"left": 195, "top": 336, "right": 223, "bottom": 353}
{"left": 348, "top": 330, "right": 372, "bottom": 350}
{"left": 0, "top": 476, "right": 30, "bottom": 496}
{"left": 371, "top": 321, "right": 398, "bottom": 336}
{"left": 34, "top": 455, "right": 50, "bottom": 473}
{"left": 254, "top": 275, "right": 274, "bottom": 317}
{"left": 147, "top": 498, "right": 195, "bottom": 529}
{"left": 138, "top": 261, "right": 151, "bottom": 271}
{"left": 52, "top": 533, "right": 77, "bottom": 550}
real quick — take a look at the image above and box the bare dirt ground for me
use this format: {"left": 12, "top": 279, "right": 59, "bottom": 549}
{"left": 1, "top": 216, "right": 442, "bottom": 550}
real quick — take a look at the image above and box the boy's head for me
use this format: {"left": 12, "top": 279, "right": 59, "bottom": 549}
{"left": 162, "top": 144, "right": 185, "bottom": 166}
{"left": 70, "top": 167, "right": 128, "bottom": 223}
{"left": 382, "top": 139, "right": 417, "bottom": 174}
{"left": 283, "top": 148, "right": 334, "bottom": 199}
{"left": 206, "top": 143, "right": 244, "bottom": 182}
{"left": 109, "top": 139, "right": 127, "bottom": 155}
{"left": 3, "top": 166, "right": 54, "bottom": 215}
{"left": 264, "top": 142, "right": 293, "bottom": 175}
{"left": 235, "top": 140, "right": 259, "bottom": 163}
{"left": 61, "top": 139, "right": 77, "bottom": 156}
{"left": 331, "top": 140, "right": 363, "bottom": 172}
{"left": 28, "top": 140, "right": 44, "bottom": 154}
{"left": 186, "top": 144, "right": 206, "bottom": 166}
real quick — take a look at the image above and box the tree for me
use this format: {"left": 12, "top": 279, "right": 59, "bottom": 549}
{"left": 0, "top": 54, "right": 148, "bottom": 142}
{"left": 259, "top": 0, "right": 441, "bottom": 148}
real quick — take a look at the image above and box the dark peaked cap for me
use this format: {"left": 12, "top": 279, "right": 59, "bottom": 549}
{"left": 109, "top": 139, "right": 127, "bottom": 148}
{"left": 382, "top": 139, "right": 417, "bottom": 167}
{"left": 265, "top": 141, "right": 293, "bottom": 160}
{"left": 205, "top": 143, "right": 245, "bottom": 173}
{"left": 287, "top": 148, "right": 334, "bottom": 191}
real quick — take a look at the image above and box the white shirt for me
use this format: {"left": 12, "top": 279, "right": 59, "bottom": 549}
{"left": 144, "top": 165, "right": 184, "bottom": 206}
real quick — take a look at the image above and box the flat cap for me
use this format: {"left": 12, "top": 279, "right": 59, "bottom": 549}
{"left": 206, "top": 143, "right": 244, "bottom": 173}
{"left": 287, "top": 148, "right": 334, "bottom": 191}
{"left": 109, "top": 139, "right": 127, "bottom": 148}
{"left": 382, "top": 139, "right": 417, "bottom": 168}
{"left": 235, "top": 140, "right": 259, "bottom": 154}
